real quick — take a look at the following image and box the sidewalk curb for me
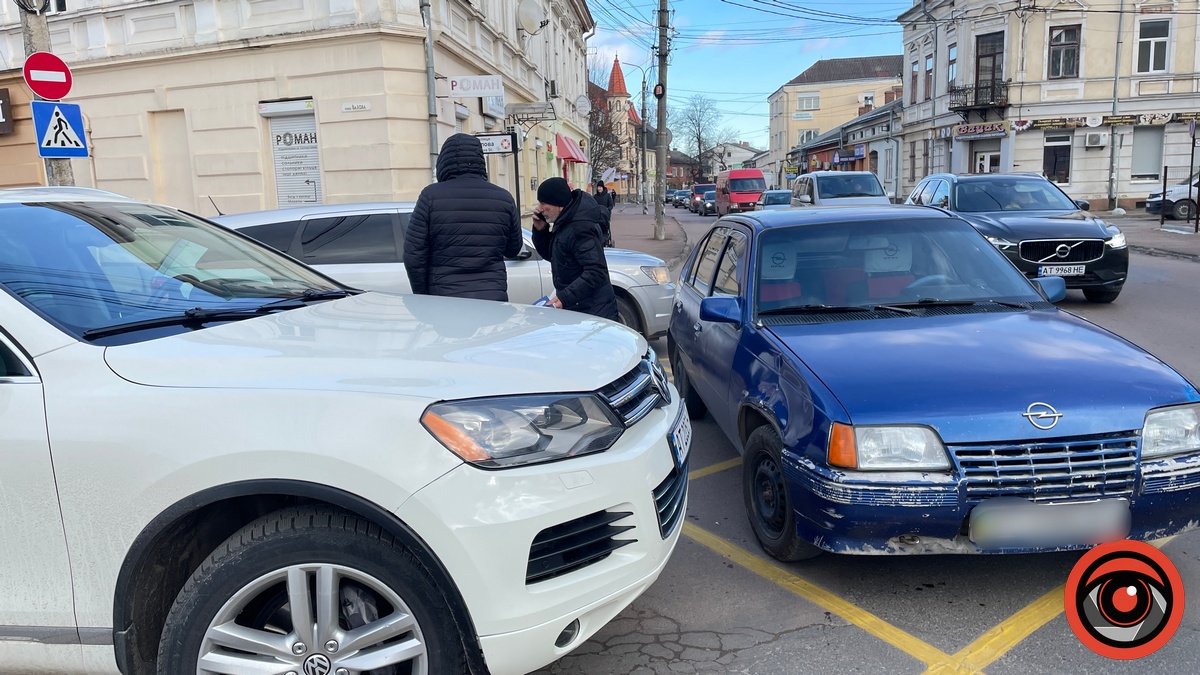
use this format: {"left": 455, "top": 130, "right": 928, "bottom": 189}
{"left": 1131, "top": 245, "right": 1200, "bottom": 263}
{"left": 665, "top": 216, "right": 691, "bottom": 269}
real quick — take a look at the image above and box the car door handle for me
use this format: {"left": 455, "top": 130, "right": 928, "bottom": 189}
{"left": 693, "top": 322, "right": 703, "bottom": 333}
{"left": 675, "top": 301, "right": 683, "bottom": 311}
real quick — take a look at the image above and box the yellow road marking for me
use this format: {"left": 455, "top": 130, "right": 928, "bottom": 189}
{"left": 687, "top": 457, "right": 741, "bottom": 481}
{"left": 683, "top": 522, "right": 974, "bottom": 671}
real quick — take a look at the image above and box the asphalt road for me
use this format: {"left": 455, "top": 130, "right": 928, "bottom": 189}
{"left": 531, "top": 207, "right": 1200, "bottom": 675}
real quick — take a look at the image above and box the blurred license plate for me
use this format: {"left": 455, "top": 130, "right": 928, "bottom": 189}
{"left": 969, "top": 498, "right": 1130, "bottom": 549}
{"left": 669, "top": 412, "right": 692, "bottom": 467}
{"left": 1038, "top": 264, "right": 1085, "bottom": 276}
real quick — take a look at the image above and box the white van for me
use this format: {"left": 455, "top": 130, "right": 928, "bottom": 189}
{"left": 790, "top": 171, "right": 891, "bottom": 207}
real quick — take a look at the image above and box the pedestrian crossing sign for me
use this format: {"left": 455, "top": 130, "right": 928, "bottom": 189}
{"left": 31, "top": 101, "right": 88, "bottom": 158}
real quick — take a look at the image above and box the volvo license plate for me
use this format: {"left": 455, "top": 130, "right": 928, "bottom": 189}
{"left": 669, "top": 411, "right": 692, "bottom": 467}
{"left": 1038, "top": 264, "right": 1085, "bottom": 276}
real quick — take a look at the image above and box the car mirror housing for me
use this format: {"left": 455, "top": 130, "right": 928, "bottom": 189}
{"left": 700, "top": 296, "right": 741, "bottom": 325}
{"left": 1032, "top": 276, "right": 1067, "bottom": 302}
{"left": 1074, "top": 199, "right": 1090, "bottom": 211}
{"left": 798, "top": 194, "right": 812, "bottom": 204}
{"left": 515, "top": 244, "right": 533, "bottom": 260}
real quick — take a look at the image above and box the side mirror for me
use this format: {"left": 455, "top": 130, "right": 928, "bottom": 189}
{"left": 798, "top": 194, "right": 812, "bottom": 204}
{"left": 699, "top": 296, "right": 742, "bottom": 325}
{"left": 887, "top": 192, "right": 896, "bottom": 200}
{"left": 1074, "top": 199, "right": 1090, "bottom": 211}
{"left": 1032, "top": 276, "right": 1067, "bottom": 303}
{"left": 515, "top": 243, "right": 533, "bottom": 260}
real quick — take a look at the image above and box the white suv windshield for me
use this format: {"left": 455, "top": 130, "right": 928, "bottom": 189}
{"left": 0, "top": 201, "right": 342, "bottom": 339}
{"left": 816, "top": 174, "right": 884, "bottom": 198}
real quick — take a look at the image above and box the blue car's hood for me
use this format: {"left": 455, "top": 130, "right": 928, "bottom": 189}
{"left": 768, "top": 310, "right": 1197, "bottom": 443}
{"left": 961, "top": 210, "right": 1113, "bottom": 240}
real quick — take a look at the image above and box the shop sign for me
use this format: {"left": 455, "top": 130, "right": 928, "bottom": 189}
{"left": 937, "top": 126, "right": 954, "bottom": 139}
{"left": 1173, "top": 111, "right": 1200, "bottom": 122}
{"left": 1012, "top": 117, "right": 1087, "bottom": 132}
{"left": 953, "top": 120, "right": 1011, "bottom": 140}
{"left": 792, "top": 112, "right": 813, "bottom": 120}
{"left": 854, "top": 144, "right": 866, "bottom": 159}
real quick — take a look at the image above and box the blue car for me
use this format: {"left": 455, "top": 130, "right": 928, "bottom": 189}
{"left": 668, "top": 205, "right": 1200, "bottom": 561}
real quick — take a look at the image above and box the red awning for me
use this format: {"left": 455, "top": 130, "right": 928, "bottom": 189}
{"left": 556, "top": 133, "right": 587, "bottom": 163}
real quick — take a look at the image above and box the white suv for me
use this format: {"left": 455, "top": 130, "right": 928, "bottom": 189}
{"left": 790, "top": 171, "right": 892, "bottom": 207}
{"left": 213, "top": 204, "right": 676, "bottom": 338}
{"left": 0, "top": 188, "right": 689, "bottom": 675}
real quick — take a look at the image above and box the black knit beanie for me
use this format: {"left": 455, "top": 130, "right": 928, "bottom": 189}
{"left": 537, "top": 177, "right": 573, "bottom": 207}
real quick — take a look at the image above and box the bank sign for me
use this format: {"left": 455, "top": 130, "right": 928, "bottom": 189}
{"left": 953, "top": 120, "right": 1011, "bottom": 140}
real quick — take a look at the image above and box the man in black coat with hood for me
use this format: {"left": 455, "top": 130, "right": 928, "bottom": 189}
{"left": 531, "top": 178, "right": 619, "bottom": 321}
{"left": 404, "top": 133, "right": 522, "bottom": 302}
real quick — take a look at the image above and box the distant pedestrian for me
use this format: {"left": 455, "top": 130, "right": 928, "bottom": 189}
{"left": 593, "top": 184, "right": 615, "bottom": 247}
{"left": 404, "top": 133, "right": 522, "bottom": 302}
{"left": 531, "top": 177, "right": 619, "bottom": 321}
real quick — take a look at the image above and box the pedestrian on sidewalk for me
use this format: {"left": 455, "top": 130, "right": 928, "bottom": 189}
{"left": 531, "top": 177, "right": 619, "bottom": 321}
{"left": 593, "top": 184, "right": 615, "bottom": 247}
{"left": 404, "top": 133, "right": 522, "bottom": 302}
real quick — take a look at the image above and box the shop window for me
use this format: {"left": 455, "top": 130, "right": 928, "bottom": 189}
{"left": 1048, "top": 26, "right": 1080, "bottom": 79}
{"left": 1042, "top": 132, "right": 1073, "bottom": 184}
{"left": 1136, "top": 20, "right": 1169, "bottom": 74}
{"left": 1131, "top": 126, "right": 1164, "bottom": 180}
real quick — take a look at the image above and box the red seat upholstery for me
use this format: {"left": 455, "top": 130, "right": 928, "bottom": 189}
{"left": 867, "top": 274, "right": 915, "bottom": 299}
{"left": 822, "top": 268, "right": 865, "bottom": 305}
{"left": 759, "top": 281, "right": 802, "bottom": 304}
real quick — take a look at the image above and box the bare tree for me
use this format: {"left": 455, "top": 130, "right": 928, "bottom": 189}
{"left": 677, "top": 95, "right": 723, "bottom": 182}
{"left": 588, "top": 50, "right": 610, "bottom": 92}
{"left": 587, "top": 102, "right": 622, "bottom": 185}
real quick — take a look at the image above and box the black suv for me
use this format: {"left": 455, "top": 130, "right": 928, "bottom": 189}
{"left": 906, "top": 173, "right": 1128, "bottom": 303}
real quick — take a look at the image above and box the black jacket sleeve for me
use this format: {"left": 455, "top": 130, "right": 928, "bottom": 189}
{"left": 556, "top": 224, "right": 608, "bottom": 308}
{"left": 503, "top": 204, "right": 523, "bottom": 259}
{"left": 404, "top": 191, "right": 432, "bottom": 294}
{"left": 531, "top": 223, "right": 554, "bottom": 262}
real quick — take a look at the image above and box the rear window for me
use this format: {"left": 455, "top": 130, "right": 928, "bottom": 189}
{"left": 763, "top": 192, "right": 790, "bottom": 205}
{"left": 693, "top": 184, "right": 715, "bottom": 195}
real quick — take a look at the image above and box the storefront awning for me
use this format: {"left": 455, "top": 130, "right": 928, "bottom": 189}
{"left": 556, "top": 133, "right": 587, "bottom": 163}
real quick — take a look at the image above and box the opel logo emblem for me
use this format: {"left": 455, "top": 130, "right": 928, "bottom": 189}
{"left": 1022, "top": 402, "right": 1063, "bottom": 430}
{"left": 303, "top": 654, "right": 332, "bottom": 675}
{"left": 1055, "top": 244, "right": 1072, "bottom": 258}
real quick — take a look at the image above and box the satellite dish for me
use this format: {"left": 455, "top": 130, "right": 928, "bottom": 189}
{"left": 574, "top": 95, "right": 591, "bottom": 116}
{"left": 517, "top": 0, "right": 545, "bottom": 34}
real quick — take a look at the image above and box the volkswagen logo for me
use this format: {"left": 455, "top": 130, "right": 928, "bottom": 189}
{"left": 650, "top": 361, "right": 672, "bottom": 405}
{"left": 1056, "top": 243, "right": 1073, "bottom": 258}
{"left": 303, "top": 654, "right": 332, "bottom": 675}
{"left": 1022, "top": 402, "right": 1063, "bottom": 430}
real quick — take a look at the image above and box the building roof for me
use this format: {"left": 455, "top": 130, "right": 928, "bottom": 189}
{"left": 588, "top": 81, "right": 609, "bottom": 111}
{"left": 669, "top": 150, "right": 698, "bottom": 165}
{"left": 785, "top": 56, "right": 903, "bottom": 86}
{"left": 608, "top": 55, "right": 629, "bottom": 97}
{"left": 627, "top": 104, "right": 641, "bottom": 126}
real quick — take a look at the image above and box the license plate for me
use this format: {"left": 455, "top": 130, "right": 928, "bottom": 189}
{"left": 1038, "top": 264, "right": 1085, "bottom": 277}
{"left": 669, "top": 411, "right": 692, "bottom": 467}
{"left": 969, "top": 498, "right": 1130, "bottom": 549}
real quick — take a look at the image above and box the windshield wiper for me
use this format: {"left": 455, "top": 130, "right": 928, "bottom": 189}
{"left": 82, "top": 289, "right": 358, "bottom": 341}
{"left": 884, "top": 298, "right": 1031, "bottom": 309}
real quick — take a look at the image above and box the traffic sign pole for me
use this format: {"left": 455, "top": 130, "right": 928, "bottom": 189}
{"left": 17, "top": 9, "right": 75, "bottom": 186}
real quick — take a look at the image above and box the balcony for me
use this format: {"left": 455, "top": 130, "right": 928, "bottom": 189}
{"left": 948, "top": 81, "right": 1009, "bottom": 122}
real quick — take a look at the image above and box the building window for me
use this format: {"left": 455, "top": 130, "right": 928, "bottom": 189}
{"left": 976, "top": 32, "right": 1005, "bottom": 85}
{"left": 863, "top": 92, "right": 875, "bottom": 107}
{"left": 798, "top": 129, "right": 818, "bottom": 144}
{"left": 947, "top": 44, "right": 957, "bottom": 84}
{"left": 1136, "top": 20, "right": 1169, "bottom": 74}
{"left": 910, "top": 61, "right": 918, "bottom": 103}
{"left": 796, "top": 95, "right": 820, "bottom": 110}
{"left": 1131, "top": 126, "right": 1164, "bottom": 180}
{"left": 45, "top": 0, "right": 66, "bottom": 12}
{"left": 1048, "top": 26, "right": 1080, "bottom": 79}
{"left": 924, "top": 55, "right": 934, "bottom": 100}
{"left": 909, "top": 141, "right": 917, "bottom": 180}
{"left": 922, "top": 139, "right": 930, "bottom": 176}
{"left": 1042, "top": 132, "right": 1073, "bottom": 183}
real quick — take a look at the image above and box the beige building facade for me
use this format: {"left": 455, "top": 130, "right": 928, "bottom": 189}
{"left": 766, "top": 56, "right": 903, "bottom": 188}
{"left": 0, "top": 0, "right": 593, "bottom": 217}
{"left": 899, "top": 0, "right": 1200, "bottom": 208}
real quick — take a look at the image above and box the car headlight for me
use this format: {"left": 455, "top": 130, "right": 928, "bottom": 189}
{"left": 1107, "top": 231, "right": 1127, "bottom": 249}
{"left": 641, "top": 265, "right": 670, "bottom": 284}
{"left": 422, "top": 394, "right": 624, "bottom": 469}
{"left": 986, "top": 236, "right": 1017, "bottom": 251}
{"left": 1142, "top": 403, "right": 1200, "bottom": 459}
{"left": 828, "top": 423, "right": 951, "bottom": 470}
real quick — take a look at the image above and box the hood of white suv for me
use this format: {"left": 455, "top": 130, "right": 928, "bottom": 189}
{"left": 103, "top": 293, "right": 644, "bottom": 399}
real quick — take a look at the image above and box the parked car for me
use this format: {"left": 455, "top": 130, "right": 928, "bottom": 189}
{"left": 790, "top": 171, "right": 890, "bottom": 207}
{"left": 0, "top": 187, "right": 689, "bottom": 675}
{"left": 907, "top": 173, "right": 1127, "bottom": 303}
{"left": 669, "top": 205, "right": 1200, "bottom": 562}
{"left": 1145, "top": 170, "right": 1198, "bottom": 220}
{"left": 700, "top": 190, "right": 717, "bottom": 216}
{"left": 215, "top": 203, "right": 675, "bottom": 337}
{"left": 689, "top": 183, "right": 716, "bottom": 213}
{"left": 755, "top": 189, "right": 792, "bottom": 211}
{"left": 716, "top": 168, "right": 767, "bottom": 216}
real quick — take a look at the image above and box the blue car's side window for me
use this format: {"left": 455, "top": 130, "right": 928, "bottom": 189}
{"left": 691, "top": 229, "right": 728, "bottom": 296}
{"left": 712, "top": 232, "right": 746, "bottom": 297}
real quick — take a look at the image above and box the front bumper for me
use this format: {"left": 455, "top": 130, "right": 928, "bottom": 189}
{"left": 397, "top": 397, "right": 687, "bottom": 675}
{"left": 626, "top": 282, "right": 676, "bottom": 338}
{"left": 1146, "top": 198, "right": 1166, "bottom": 215}
{"left": 1003, "top": 246, "right": 1128, "bottom": 290}
{"left": 786, "top": 451, "right": 1200, "bottom": 555}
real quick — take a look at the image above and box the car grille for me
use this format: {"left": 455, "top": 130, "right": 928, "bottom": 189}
{"left": 1019, "top": 239, "right": 1105, "bottom": 264}
{"left": 951, "top": 432, "right": 1138, "bottom": 504}
{"left": 597, "top": 353, "right": 670, "bottom": 427}
{"left": 526, "top": 510, "right": 636, "bottom": 584}
{"left": 653, "top": 458, "right": 689, "bottom": 538}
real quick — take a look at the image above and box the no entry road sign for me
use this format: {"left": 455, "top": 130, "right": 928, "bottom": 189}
{"left": 23, "top": 52, "right": 73, "bottom": 101}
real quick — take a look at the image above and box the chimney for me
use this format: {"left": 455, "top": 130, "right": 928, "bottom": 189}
{"left": 858, "top": 103, "right": 874, "bottom": 115}
{"left": 885, "top": 89, "right": 897, "bottom": 104}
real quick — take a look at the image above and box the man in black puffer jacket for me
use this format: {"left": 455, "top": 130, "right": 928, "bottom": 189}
{"left": 404, "top": 133, "right": 522, "bottom": 301}
{"left": 531, "top": 178, "right": 619, "bottom": 321}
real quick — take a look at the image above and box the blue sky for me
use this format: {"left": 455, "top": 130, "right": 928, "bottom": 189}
{"left": 588, "top": 0, "right": 913, "bottom": 150}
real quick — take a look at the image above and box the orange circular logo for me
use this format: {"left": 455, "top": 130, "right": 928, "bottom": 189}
{"left": 1064, "top": 540, "right": 1185, "bottom": 660}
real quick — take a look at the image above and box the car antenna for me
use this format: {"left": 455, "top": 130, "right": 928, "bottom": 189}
{"left": 206, "top": 195, "right": 224, "bottom": 216}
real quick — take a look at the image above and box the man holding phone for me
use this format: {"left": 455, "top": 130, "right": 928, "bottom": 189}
{"left": 531, "top": 177, "right": 619, "bottom": 321}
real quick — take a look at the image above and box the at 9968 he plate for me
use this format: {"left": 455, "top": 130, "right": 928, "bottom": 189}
{"left": 669, "top": 411, "right": 692, "bottom": 467}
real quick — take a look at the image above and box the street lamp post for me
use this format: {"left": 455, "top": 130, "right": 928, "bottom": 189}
{"left": 623, "top": 59, "right": 653, "bottom": 215}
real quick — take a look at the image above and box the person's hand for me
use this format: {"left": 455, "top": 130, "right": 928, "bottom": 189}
{"left": 532, "top": 211, "right": 548, "bottom": 230}
{"left": 549, "top": 295, "right": 563, "bottom": 308}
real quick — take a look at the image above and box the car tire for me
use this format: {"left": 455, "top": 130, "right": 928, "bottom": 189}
{"left": 742, "top": 426, "right": 822, "bottom": 562}
{"left": 671, "top": 350, "right": 708, "bottom": 420}
{"left": 616, "top": 296, "right": 643, "bottom": 336}
{"left": 1083, "top": 286, "right": 1122, "bottom": 303}
{"left": 1172, "top": 199, "right": 1196, "bottom": 221}
{"left": 156, "top": 506, "right": 469, "bottom": 675}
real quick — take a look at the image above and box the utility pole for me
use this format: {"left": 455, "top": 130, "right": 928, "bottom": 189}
{"left": 640, "top": 73, "right": 648, "bottom": 215}
{"left": 653, "top": 0, "right": 669, "bottom": 241}
{"left": 17, "top": 2, "right": 74, "bottom": 186}
{"left": 420, "top": 0, "right": 439, "bottom": 181}
{"left": 1106, "top": 0, "right": 1126, "bottom": 213}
